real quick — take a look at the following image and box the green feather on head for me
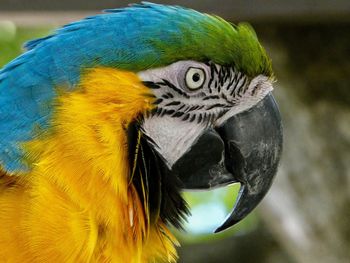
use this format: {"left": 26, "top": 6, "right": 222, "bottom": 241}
{"left": 144, "top": 6, "right": 273, "bottom": 78}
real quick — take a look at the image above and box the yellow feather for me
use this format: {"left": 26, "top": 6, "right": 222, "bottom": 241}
{"left": 0, "top": 68, "right": 179, "bottom": 262}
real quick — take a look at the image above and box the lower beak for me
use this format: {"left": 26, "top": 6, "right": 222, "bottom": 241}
{"left": 173, "top": 93, "right": 283, "bottom": 232}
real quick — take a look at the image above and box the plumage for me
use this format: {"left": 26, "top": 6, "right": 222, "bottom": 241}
{"left": 0, "top": 2, "right": 277, "bottom": 262}
{"left": 0, "top": 2, "right": 271, "bottom": 173}
{"left": 0, "top": 68, "right": 178, "bottom": 262}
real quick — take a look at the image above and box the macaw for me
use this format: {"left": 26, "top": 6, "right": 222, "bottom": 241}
{"left": 0, "top": 2, "right": 282, "bottom": 263}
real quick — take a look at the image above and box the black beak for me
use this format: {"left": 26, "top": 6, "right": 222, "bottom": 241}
{"left": 172, "top": 93, "right": 283, "bottom": 232}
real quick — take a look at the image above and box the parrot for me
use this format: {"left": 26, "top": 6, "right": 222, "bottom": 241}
{"left": 0, "top": 2, "right": 282, "bottom": 263}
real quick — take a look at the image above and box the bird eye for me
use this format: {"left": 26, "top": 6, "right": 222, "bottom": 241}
{"left": 185, "top": 67, "right": 206, "bottom": 90}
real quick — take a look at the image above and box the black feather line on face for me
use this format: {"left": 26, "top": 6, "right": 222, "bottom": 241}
{"left": 159, "top": 79, "right": 190, "bottom": 98}
{"left": 127, "top": 121, "right": 189, "bottom": 229}
{"left": 142, "top": 81, "right": 161, "bottom": 89}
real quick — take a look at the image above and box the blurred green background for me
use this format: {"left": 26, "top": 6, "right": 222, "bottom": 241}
{"left": 1, "top": 1, "right": 350, "bottom": 262}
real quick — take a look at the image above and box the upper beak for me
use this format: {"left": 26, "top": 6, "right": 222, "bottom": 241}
{"left": 172, "top": 93, "right": 283, "bottom": 232}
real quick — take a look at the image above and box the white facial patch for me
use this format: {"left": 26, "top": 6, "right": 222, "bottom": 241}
{"left": 142, "top": 115, "right": 207, "bottom": 168}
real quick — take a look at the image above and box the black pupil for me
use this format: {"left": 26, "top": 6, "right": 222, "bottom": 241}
{"left": 192, "top": 72, "right": 201, "bottom": 82}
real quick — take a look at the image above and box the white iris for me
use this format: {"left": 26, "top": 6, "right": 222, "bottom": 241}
{"left": 185, "top": 67, "right": 206, "bottom": 90}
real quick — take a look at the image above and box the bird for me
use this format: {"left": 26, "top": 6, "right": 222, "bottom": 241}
{"left": 0, "top": 2, "right": 283, "bottom": 262}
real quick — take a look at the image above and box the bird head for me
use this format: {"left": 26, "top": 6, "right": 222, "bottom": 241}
{"left": 137, "top": 59, "right": 282, "bottom": 232}
{"left": 108, "top": 3, "right": 283, "bottom": 232}
{"left": 0, "top": 3, "right": 282, "bottom": 233}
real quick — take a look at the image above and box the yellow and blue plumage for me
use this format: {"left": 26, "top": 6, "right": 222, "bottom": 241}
{"left": 0, "top": 68, "right": 178, "bottom": 262}
{"left": 0, "top": 2, "right": 282, "bottom": 262}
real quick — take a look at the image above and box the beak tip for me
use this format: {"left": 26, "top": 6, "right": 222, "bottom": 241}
{"left": 214, "top": 218, "right": 240, "bottom": 233}
{"left": 214, "top": 220, "right": 240, "bottom": 234}
{"left": 213, "top": 226, "right": 226, "bottom": 234}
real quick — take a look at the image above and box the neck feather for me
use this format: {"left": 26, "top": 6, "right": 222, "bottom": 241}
{"left": 22, "top": 68, "right": 179, "bottom": 262}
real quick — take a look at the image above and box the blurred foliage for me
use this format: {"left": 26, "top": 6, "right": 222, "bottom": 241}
{"left": 257, "top": 24, "right": 350, "bottom": 107}
{"left": 0, "top": 24, "right": 51, "bottom": 67}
